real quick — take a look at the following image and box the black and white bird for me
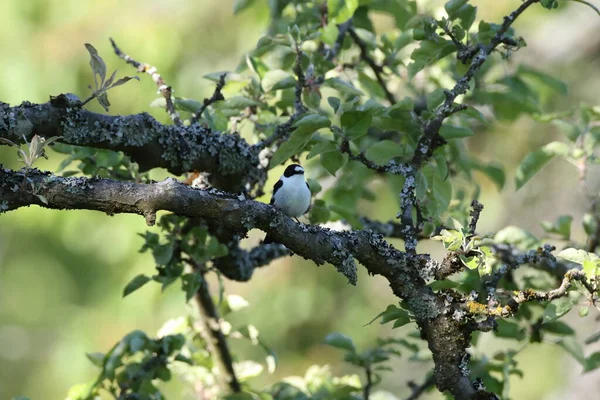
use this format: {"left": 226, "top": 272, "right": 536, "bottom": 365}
{"left": 264, "top": 164, "right": 311, "bottom": 244}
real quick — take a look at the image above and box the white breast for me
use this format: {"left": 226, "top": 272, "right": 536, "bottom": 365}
{"left": 273, "top": 175, "right": 311, "bottom": 217}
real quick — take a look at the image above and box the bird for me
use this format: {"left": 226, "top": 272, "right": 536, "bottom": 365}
{"left": 264, "top": 164, "right": 311, "bottom": 244}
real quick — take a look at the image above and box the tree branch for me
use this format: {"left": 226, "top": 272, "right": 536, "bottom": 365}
{"left": 404, "top": 374, "right": 435, "bottom": 400}
{"left": 0, "top": 97, "right": 258, "bottom": 191}
{"left": 191, "top": 268, "right": 241, "bottom": 394}
{"left": 411, "top": 0, "right": 541, "bottom": 168}
{"left": 348, "top": 28, "right": 396, "bottom": 105}
{"left": 110, "top": 38, "right": 182, "bottom": 126}
{"left": 467, "top": 269, "right": 596, "bottom": 318}
{"left": 190, "top": 73, "right": 226, "bottom": 125}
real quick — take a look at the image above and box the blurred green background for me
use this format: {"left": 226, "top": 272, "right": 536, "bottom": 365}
{"left": 1, "top": 1, "right": 600, "bottom": 399}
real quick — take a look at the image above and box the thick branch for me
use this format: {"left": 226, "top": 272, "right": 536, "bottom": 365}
{"left": 0, "top": 97, "right": 258, "bottom": 191}
{"left": 0, "top": 167, "right": 486, "bottom": 398}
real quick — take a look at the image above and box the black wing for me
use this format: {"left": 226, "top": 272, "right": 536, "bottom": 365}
{"left": 270, "top": 179, "right": 283, "bottom": 205}
{"left": 304, "top": 181, "right": 311, "bottom": 214}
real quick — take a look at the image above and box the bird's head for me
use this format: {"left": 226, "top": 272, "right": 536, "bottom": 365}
{"left": 283, "top": 164, "right": 304, "bottom": 178}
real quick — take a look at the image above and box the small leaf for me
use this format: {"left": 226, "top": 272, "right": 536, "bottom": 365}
{"left": 269, "top": 116, "right": 327, "bottom": 167}
{"left": 324, "top": 332, "right": 356, "bottom": 353}
{"left": 585, "top": 331, "right": 600, "bottom": 345}
{"left": 341, "top": 111, "right": 372, "bottom": 139}
{"left": 320, "top": 151, "right": 348, "bottom": 176}
{"left": 262, "top": 69, "right": 296, "bottom": 92}
{"left": 585, "top": 352, "right": 600, "bottom": 372}
{"left": 543, "top": 298, "right": 574, "bottom": 322}
{"left": 515, "top": 141, "right": 569, "bottom": 190}
{"left": 542, "top": 321, "right": 575, "bottom": 335}
{"left": 439, "top": 124, "right": 474, "bottom": 140}
{"left": 558, "top": 337, "right": 585, "bottom": 366}
{"left": 233, "top": 0, "right": 256, "bottom": 14}
{"left": 86, "top": 352, "right": 105, "bottom": 367}
{"left": 518, "top": 65, "right": 567, "bottom": 95}
{"left": 108, "top": 75, "right": 140, "bottom": 89}
{"left": 494, "top": 226, "right": 538, "bottom": 250}
{"left": 123, "top": 274, "right": 151, "bottom": 297}
{"left": 322, "top": 78, "right": 364, "bottom": 96}
{"left": 365, "top": 140, "right": 406, "bottom": 164}
{"left": 445, "top": 0, "right": 468, "bottom": 18}
{"left": 557, "top": 248, "right": 599, "bottom": 265}
{"left": 327, "top": 0, "right": 359, "bottom": 24}
{"left": 85, "top": 43, "right": 107, "bottom": 87}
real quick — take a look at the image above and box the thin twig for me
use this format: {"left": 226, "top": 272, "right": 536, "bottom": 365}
{"left": 404, "top": 374, "right": 435, "bottom": 400}
{"left": 347, "top": 28, "right": 396, "bottom": 105}
{"left": 467, "top": 199, "right": 484, "bottom": 238}
{"left": 190, "top": 73, "right": 227, "bottom": 125}
{"left": 411, "top": 0, "right": 541, "bottom": 168}
{"left": 468, "top": 269, "right": 597, "bottom": 318}
{"left": 364, "top": 365, "right": 373, "bottom": 400}
{"left": 109, "top": 38, "right": 182, "bottom": 126}
{"left": 187, "top": 259, "right": 241, "bottom": 394}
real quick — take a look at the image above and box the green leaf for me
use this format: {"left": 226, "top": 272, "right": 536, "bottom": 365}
{"left": 542, "top": 321, "right": 575, "bottom": 335}
{"left": 515, "top": 141, "right": 569, "bottom": 190}
{"left": 389, "top": 96, "right": 415, "bottom": 113}
{"left": 585, "top": 352, "right": 600, "bottom": 372}
{"left": 426, "top": 88, "right": 445, "bottom": 111}
{"left": 558, "top": 337, "right": 586, "bottom": 366}
{"left": 328, "top": 0, "right": 359, "bottom": 24}
{"left": 309, "top": 199, "right": 331, "bottom": 224}
{"left": 439, "top": 124, "right": 474, "bottom": 140}
{"left": 408, "top": 40, "right": 457, "bottom": 79}
{"left": 321, "top": 23, "right": 340, "bottom": 46}
{"left": 432, "top": 229, "right": 463, "bottom": 251}
{"left": 471, "top": 161, "right": 505, "bottom": 190}
{"left": 307, "top": 140, "right": 337, "bottom": 159}
{"left": 233, "top": 0, "right": 256, "bottom": 14}
{"left": 152, "top": 243, "right": 174, "bottom": 265}
{"left": 541, "top": 215, "right": 573, "bottom": 240}
{"left": 365, "top": 140, "right": 406, "bottom": 164}
{"left": 518, "top": 65, "right": 567, "bottom": 95}
{"left": 341, "top": 111, "right": 372, "bottom": 138}
{"left": 181, "top": 273, "right": 204, "bottom": 302}
{"left": 262, "top": 69, "right": 296, "bottom": 92}
{"left": 220, "top": 96, "right": 263, "bottom": 110}
{"left": 557, "top": 248, "right": 600, "bottom": 265}
{"left": 84, "top": 43, "right": 107, "bottom": 87}
{"left": 322, "top": 78, "right": 364, "bottom": 96}
{"left": 540, "top": 0, "right": 559, "bottom": 10}
{"left": 543, "top": 298, "right": 574, "bottom": 322}
{"left": 123, "top": 274, "right": 151, "bottom": 297}
{"left": 457, "top": 4, "right": 477, "bottom": 31}
{"left": 293, "top": 114, "right": 331, "bottom": 135}
{"left": 320, "top": 151, "right": 348, "bottom": 176}
{"left": 445, "top": 0, "right": 468, "bottom": 18}
{"left": 494, "top": 226, "right": 538, "bottom": 250}
{"left": 85, "top": 352, "right": 105, "bottom": 367}
{"left": 324, "top": 332, "right": 356, "bottom": 353}
{"left": 495, "top": 320, "right": 525, "bottom": 340}
{"left": 585, "top": 331, "right": 600, "bottom": 345}
{"left": 270, "top": 116, "right": 329, "bottom": 167}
